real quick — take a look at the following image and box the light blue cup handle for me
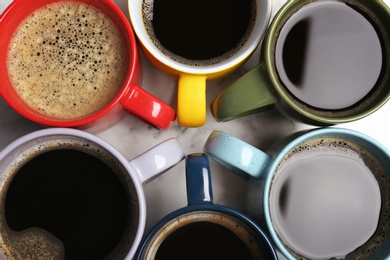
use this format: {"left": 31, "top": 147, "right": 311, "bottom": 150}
{"left": 204, "top": 128, "right": 390, "bottom": 260}
{"left": 204, "top": 131, "right": 272, "bottom": 180}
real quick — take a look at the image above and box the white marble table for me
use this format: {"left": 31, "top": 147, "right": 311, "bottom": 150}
{"left": 1, "top": 1, "right": 390, "bottom": 259}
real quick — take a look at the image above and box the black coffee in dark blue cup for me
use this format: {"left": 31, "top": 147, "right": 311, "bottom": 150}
{"left": 135, "top": 153, "right": 277, "bottom": 260}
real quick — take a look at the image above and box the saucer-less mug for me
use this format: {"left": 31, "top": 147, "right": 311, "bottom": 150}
{"left": 212, "top": 0, "right": 390, "bottom": 126}
{"left": 204, "top": 128, "right": 390, "bottom": 259}
{"left": 135, "top": 153, "right": 278, "bottom": 259}
{"left": 128, "top": 0, "right": 271, "bottom": 127}
{"left": 0, "top": 0, "right": 176, "bottom": 131}
{"left": 0, "top": 128, "right": 185, "bottom": 259}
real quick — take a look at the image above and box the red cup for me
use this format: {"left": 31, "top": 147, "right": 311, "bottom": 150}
{"left": 0, "top": 0, "right": 175, "bottom": 131}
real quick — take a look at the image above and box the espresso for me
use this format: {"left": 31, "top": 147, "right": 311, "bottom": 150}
{"left": 7, "top": 2, "right": 128, "bottom": 120}
{"left": 156, "top": 222, "right": 251, "bottom": 259}
{"left": 142, "top": 0, "right": 256, "bottom": 66}
{"left": 270, "top": 136, "right": 390, "bottom": 259}
{"left": 0, "top": 138, "right": 139, "bottom": 259}
{"left": 143, "top": 211, "right": 272, "bottom": 259}
{"left": 275, "top": 2, "right": 383, "bottom": 110}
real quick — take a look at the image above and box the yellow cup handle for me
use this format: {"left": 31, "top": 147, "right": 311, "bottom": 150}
{"left": 177, "top": 74, "right": 207, "bottom": 127}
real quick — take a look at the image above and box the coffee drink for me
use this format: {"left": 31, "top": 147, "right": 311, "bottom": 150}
{"left": 275, "top": 1, "right": 383, "bottom": 110}
{"left": 0, "top": 137, "right": 139, "bottom": 259}
{"left": 156, "top": 222, "right": 252, "bottom": 259}
{"left": 269, "top": 136, "right": 390, "bottom": 259}
{"left": 142, "top": 211, "right": 273, "bottom": 260}
{"left": 142, "top": 0, "right": 256, "bottom": 66}
{"left": 6, "top": 2, "right": 128, "bottom": 120}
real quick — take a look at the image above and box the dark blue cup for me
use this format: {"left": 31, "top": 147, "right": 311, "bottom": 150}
{"left": 135, "top": 153, "right": 278, "bottom": 260}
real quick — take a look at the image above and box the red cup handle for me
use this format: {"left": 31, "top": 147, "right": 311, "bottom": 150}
{"left": 121, "top": 84, "right": 176, "bottom": 130}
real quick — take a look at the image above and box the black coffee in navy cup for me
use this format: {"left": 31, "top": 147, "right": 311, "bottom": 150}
{"left": 135, "top": 153, "right": 278, "bottom": 260}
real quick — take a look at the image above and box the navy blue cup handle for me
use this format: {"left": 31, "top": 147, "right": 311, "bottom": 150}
{"left": 186, "top": 153, "right": 213, "bottom": 206}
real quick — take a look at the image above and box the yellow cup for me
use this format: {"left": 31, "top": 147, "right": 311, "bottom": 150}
{"left": 128, "top": 0, "right": 272, "bottom": 127}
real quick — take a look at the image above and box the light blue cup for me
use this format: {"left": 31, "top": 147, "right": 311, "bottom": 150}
{"left": 135, "top": 153, "right": 278, "bottom": 259}
{"left": 204, "top": 128, "right": 390, "bottom": 260}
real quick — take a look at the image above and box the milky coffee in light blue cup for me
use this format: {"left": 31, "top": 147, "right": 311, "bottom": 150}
{"left": 204, "top": 128, "right": 390, "bottom": 260}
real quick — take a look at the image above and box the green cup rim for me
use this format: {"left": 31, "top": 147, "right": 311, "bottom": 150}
{"left": 262, "top": 0, "right": 390, "bottom": 124}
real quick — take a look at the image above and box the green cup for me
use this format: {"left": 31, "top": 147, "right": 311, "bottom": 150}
{"left": 212, "top": 0, "right": 390, "bottom": 125}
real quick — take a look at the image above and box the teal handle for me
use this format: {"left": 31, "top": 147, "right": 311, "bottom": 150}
{"left": 204, "top": 131, "right": 272, "bottom": 180}
{"left": 211, "top": 65, "right": 277, "bottom": 122}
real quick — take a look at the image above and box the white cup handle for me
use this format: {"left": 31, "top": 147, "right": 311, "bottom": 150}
{"left": 129, "top": 138, "right": 185, "bottom": 184}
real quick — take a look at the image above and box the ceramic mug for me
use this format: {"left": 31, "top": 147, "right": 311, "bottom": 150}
{"left": 212, "top": 0, "right": 390, "bottom": 126}
{"left": 204, "top": 128, "right": 390, "bottom": 259}
{"left": 0, "top": 128, "right": 185, "bottom": 259}
{"left": 0, "top": 0, "right": 176, "bottom": 131}
{"left": 128, "top": 0, "right": 271, "bottom": 127}
{"left": 135, "top": 153, "right": 278, "bottom": 259}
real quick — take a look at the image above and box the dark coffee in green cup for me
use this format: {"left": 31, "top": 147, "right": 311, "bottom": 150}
{"left": 212, "top": 0, "right": 390, "bottom": 125}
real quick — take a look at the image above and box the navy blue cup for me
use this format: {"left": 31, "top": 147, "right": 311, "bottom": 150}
{"left": 135, "top": 153, "right": 278, "bottom": 260}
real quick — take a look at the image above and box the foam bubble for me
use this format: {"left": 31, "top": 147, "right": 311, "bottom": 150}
{"left": 142, "top": 0, "right": 154, "bottom": 21}
{"left": 0, "top": 227, "right": 64, "bottom": 260}
{"left": 7, "top": 2, "right": 129, "bottom": 120}
{"left": 143, "top": 211, "right": 268, "bottom": 259}
{"left": 273, "top": 136, "right": 390, "bottom": 260}
{"left": 0, "top": 137, "right": 139, "bottom": 259}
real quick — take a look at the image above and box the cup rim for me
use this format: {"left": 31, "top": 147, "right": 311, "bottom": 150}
{"left": 0, "top": 0, "right": 140, "bottom": 127}
{"left": 263, "top": 127, "right": 390, "bottom": 259}
{"left": 0, "top": 128, "right": 147, "bottom": 260}
{"left": 135, "top": 203, "right": 278, "bottom": 259}
{"left": 262, "top": 0, "right": 390, "bottom": 124}
{"left": 128, "top": 0, "right": 272, "bottom": 76}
